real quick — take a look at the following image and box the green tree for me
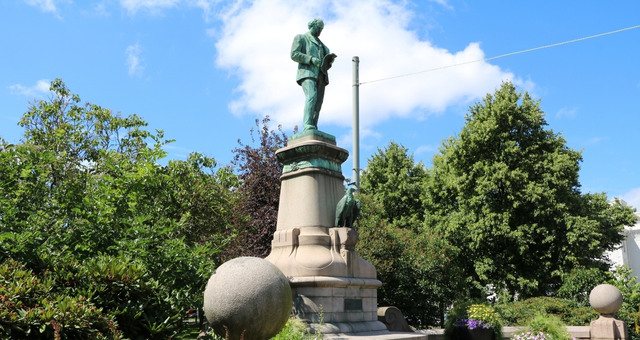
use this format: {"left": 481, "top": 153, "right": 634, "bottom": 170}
{"left": 0, "top": 79, "right": 236, "bottom": 338}
{"left": 422, "top": 82, "right": 637, "bottom": 298}
{"left": 557, "top": 267, "right": 612, "bottom": 305}
{"left": 360, "top": 142, "right": 427, "bottom": 230}
{"left": 358, "top": 143, "right": 462, "bottom": 327}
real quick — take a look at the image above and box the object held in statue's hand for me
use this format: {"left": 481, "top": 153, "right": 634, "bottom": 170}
{"left": 321, "top": 53, "right": 337, "bottom": 74}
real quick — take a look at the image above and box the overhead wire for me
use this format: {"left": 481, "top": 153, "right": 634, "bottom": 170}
{"left": 358, "top": 24, "right": 640, "bottom": 86}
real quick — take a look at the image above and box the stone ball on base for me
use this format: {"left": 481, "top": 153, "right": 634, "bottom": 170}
{"left": 589, "top": 283, "right": 623, "bottom": 315}
{"left": 203, "top": 257, "right": 292, "bottom": 340}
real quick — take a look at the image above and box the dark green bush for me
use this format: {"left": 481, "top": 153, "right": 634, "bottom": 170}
{"left": 558, "top": 267, "right": 611, "bottom": 305}
{"left": 0, "top": 259, "right": 119, "bottom": 339}
{"left": 78, "top": 255, "right": 179, "bottom": 338}
{"left": 495, "top": 296, "right": 597, "bottom": 326}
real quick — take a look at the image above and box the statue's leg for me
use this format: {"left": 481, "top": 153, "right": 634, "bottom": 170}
{"left": 313, "top": 82, "right": 326, "bottom": 128}
{"left": 301, "top": 78, "right": 318, "bottom": 130}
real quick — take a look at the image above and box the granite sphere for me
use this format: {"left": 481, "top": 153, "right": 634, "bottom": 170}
{"left": 589, "top": 283, "right": 623, "bottom": 315}
{"left": 203, "top": 257, "right": 292, "bottom": 340}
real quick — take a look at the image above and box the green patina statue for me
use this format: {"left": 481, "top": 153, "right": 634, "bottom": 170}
{"left": 335, "top": 187, "right": 361, "bottom": 229}
{"left": 291, "top": 18, "right": 337, "bottom": 131}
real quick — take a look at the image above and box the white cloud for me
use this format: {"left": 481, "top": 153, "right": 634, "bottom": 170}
{"left": 126, "top": 43, "right": 144, "bottom": 77}
{"left": 621, "top": 188, "right": 640, "bottom": 211}
{"left": 191, "top": 0, "right": 218, "bottom": 19}
{"left": 428, "top": 0, "right": 452, "bottom": 10}
{"left": 9, "top": 79, "right": 51, "bottom": 97}
{"left": 555, "top": 106, "right": 578, "bottom": 119}
{"left": 120, "top": 0, "right": 180, "bottom": 14}
{"left": 24, "top": 0, "right": 62, "bottom": 18}
{"left": 92, "top": 2, "right": 111, "bottom": 17}
{"left": 215, "top": 0, "right": 523, "bottom": 131}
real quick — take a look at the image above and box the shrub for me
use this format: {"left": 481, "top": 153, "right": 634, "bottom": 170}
{"left": 445, "top": 302, "right": 503, "bottom": 339}
{"left": 77, "top": 255, "right": 179, "bottom": 338}
{"left": 558, "top": 267, "right": 611, "bottom": 306}
{"left": 0, "top": 259, "right": 119, "bottom": 339}
{"left": 495, "top": 296, "right": 596, "bottom": 326}
{"left": 521, "top": 313, "right": 570, "bottom": 340}
{"left": 0, "top": 254, "right": 190, "bottom": 338}
{"left": 468, "top": 304, "right": 502, "bottom": 329}
{"left": 271, "top": 317, "right": 313, "bottom": 340}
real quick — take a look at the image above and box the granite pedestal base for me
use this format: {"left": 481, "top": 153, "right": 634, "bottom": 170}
{"left": 266, "top": 130, "right": 416, "bottom": 337}
{"left": 290, "top": 276, "right": 386, "bottom": 334}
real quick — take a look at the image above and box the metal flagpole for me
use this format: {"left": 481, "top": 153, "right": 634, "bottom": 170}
{"left": 352, "top": 56, "right": 360, "bottom": 189}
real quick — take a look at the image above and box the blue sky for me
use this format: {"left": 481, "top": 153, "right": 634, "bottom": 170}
{"left": 1, "top": 0, "right": 639, "bottom": 210}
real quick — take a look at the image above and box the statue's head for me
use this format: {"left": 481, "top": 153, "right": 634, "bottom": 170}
{"left": 308, "top": 18, "right": 324, "bottom": 37}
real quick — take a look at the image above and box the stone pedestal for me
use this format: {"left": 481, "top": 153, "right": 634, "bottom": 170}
{"left": 590, "top": 316, "right": 627, "bottom": 340}
{"left": 589, "top": 284, "right": 628, "bottom": 340}
{"left": 266, "top": 130, "right": 388, "bottom": 335}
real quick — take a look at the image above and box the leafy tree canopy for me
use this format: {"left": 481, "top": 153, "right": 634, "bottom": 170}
{"left": 358, "top": 143, "right": 462, "bottom": 327}
{"left": 422, "top": 82, "right": 637, "bottom": 298}
{"left": 360, "top": 142, "right": 427, "bottom": 230}
{"left": 0, "top": 79, "right": 237, "bottom": 338}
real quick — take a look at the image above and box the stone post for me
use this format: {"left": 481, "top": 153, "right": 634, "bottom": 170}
{"left": 589, "top": 284, "right": 628, "bottom": 340}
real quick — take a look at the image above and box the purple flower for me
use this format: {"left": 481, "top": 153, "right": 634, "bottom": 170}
{"left": 454, "top": 318, "right": 469, "bottom": 328}
{"left": 467, "top": 319, "right": 481, "bottom": 329}
{"left": 455, "top": 318, "right": 491, "bottom": 330}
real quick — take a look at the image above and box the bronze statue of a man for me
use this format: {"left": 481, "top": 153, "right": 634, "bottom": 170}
{"left": 291, "top": 18, "right": 336, "bottom": 131}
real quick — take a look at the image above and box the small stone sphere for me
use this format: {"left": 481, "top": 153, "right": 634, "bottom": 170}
{"left": 203, "top": 257, "right": 292, "bottom": 340}
{"left": 589, "top": 283, "right": 623, "bottom": 315}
